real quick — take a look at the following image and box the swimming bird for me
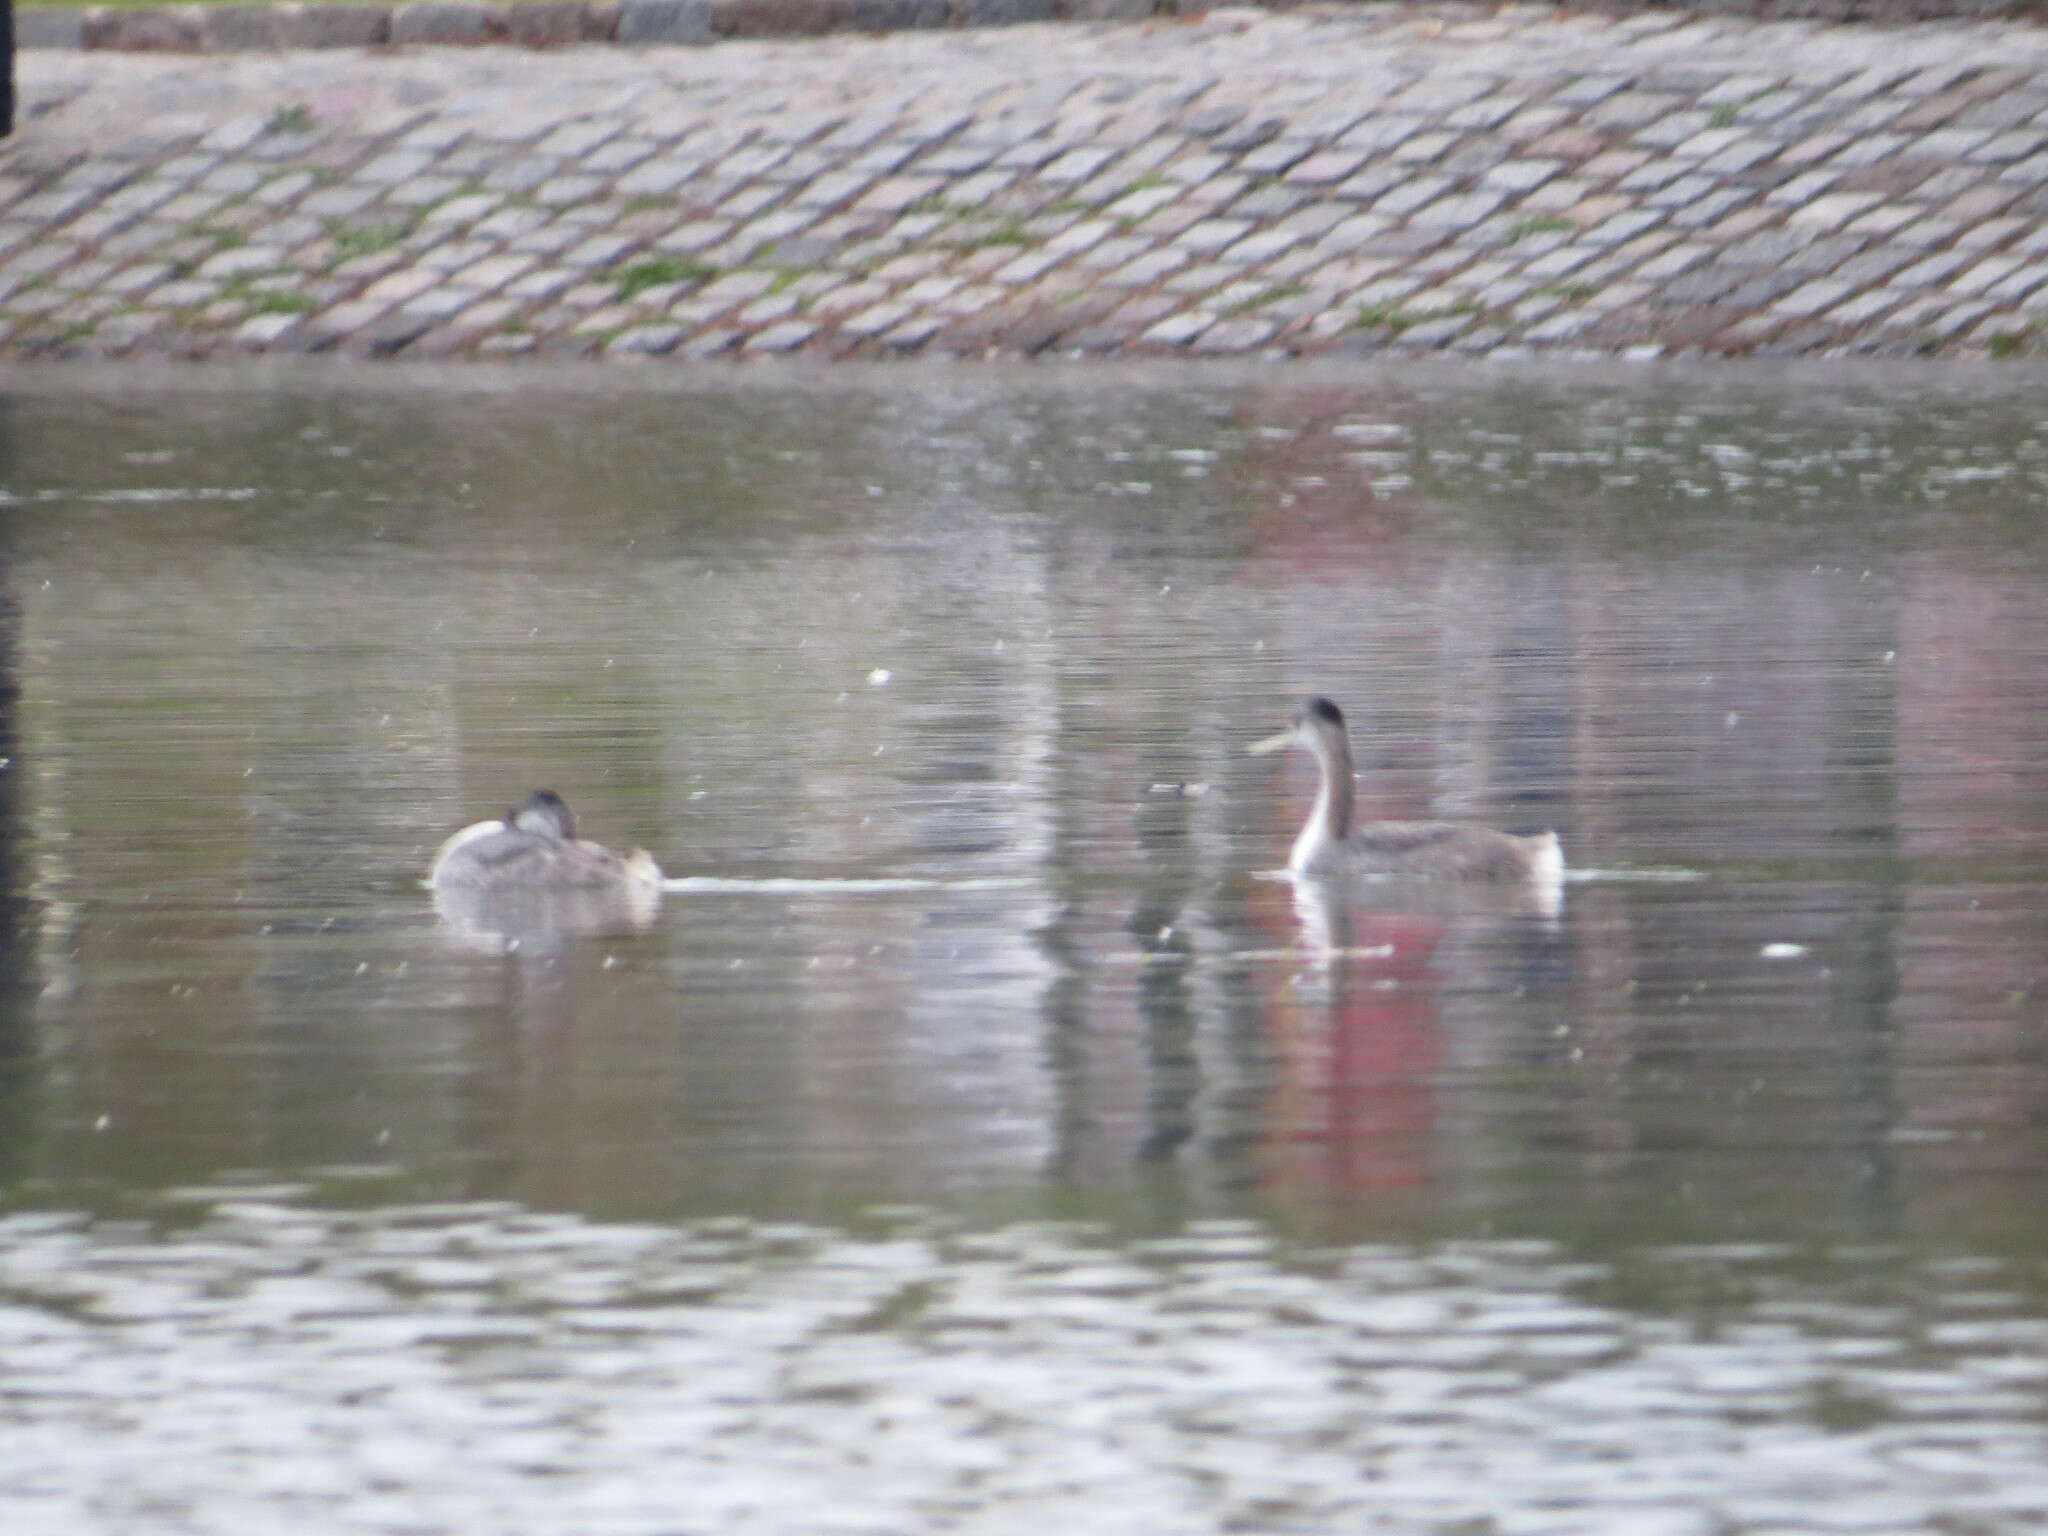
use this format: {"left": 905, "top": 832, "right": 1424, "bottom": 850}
{"left": 1250, "top": 697, "right": 1563, "bottom": 884}
{"left": 428, "top": 789, "right": 663, "bottom": 895}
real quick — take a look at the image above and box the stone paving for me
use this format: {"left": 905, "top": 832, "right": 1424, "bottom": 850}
{"left": 12, "top": 5, "right": 2048, "bottom": 360}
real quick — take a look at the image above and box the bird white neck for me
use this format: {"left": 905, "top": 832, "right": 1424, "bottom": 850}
{"left": 1291, "top": 726, "right": 1355, "bottom": 872}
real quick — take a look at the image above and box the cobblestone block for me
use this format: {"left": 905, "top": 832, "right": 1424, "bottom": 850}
{"left": 391, "top": 3, "right": 496, "bottom": 45}
{"left": 1956, "top": 215, "right": 2029, "bottom": 251}
{"left": 1522, "top": 245, "right": 1599, "bottom": 281}
{"left": 1921, "top": 298, "right": 1998, "bottom": 339}
{"left": 309, "top": 298, "right": 393, "bottom": 337}
{"left": 864, "top": 313, "right": 932, "bottom": 348}
{"left": 401, "top": 288, "right": 480, "bottom": 321}
{"left": 1176, "top": 218, "right": 1252, "bottom": 256}
{"left": 1155, "top": 259, "right": 1226, "bottom": 296}
{"left": 1485, "top": 159, "right": 1565, "bottom": 195}
{"left": 103, "top": 261, "right": 177, "bottom": 296}
{"left": 1212, "top": 117, "right": 1285, "bottom": 155}
{"left": 664, "top": 327, "right": 733, "bottom": 357}
{"left": 1894, "top": 248, "right": 1979, "bottom": 287}
{"left": 1221, "top": 227, "right": 1303, "bottom": 266}
{"left": 1830, "top": 133, "right": 1912, "bottom": 169}
{"left": 83, "top": 9, "right": 204, "bottom": 50}
{"left": 13, "top": 188, "right": 99, "bottom": 223}
{"left": 1056, "top": 0, "right": 1155, "bottom": 17}
{"left": 598, "top": 325, "right": 675, "bottom": 356}
{"left": 1106, "top": 185, "right": 1182, "bottom": 224}
{"left": 1574, "top": 208, "right": 1658, "bottom": 247}
{"left": 1444, "top": 96, "right": 1521, "bottom": 134}
{"left": 1951, "top": 253, "right": 2027, "bottom": 295}
{"left": 1238, "top": 139, "right": 1316, "bottom": 179}
{"left": 1191, "top": 315, "right": 1281, "bottom": 352}
{"left": 1413, "top": 189, "right": 1510, "bottom": 230}
{"left": 617, "top": 0, "right": 715, "bottom": 42}
{"left": 1891, "top": 216, "right": 1961, "bottom": 250}
{"left": 951, "top": 0, "right": 1053, "bottom": 24}
{"left": 195, "top": 7, "right": 295, "bottom": 50}
{"left": 197, "top": 245, "right": 289, "bottom": 279}
{"left": 1774, "top": 277, "right": 1854, "bottom": 317}
{"left": 1916, "top": 127, "right": 1995, "bottom": 161}
{"left": 232, "top": 311, "right": 303, "bottom": 347}
{"left": 1037, "top": 147, "right": 1117, "bottom": 185}
{"left": 1178, "top": 173, "right": 1250, "bottom": 210}
{"left": 503, "top": 267, "right": 580, "bottom": 301}
{"left": 1071, "top": 234, "right": 1147, "bottom": 270}
{"left": 1973, "top": 131, "right": 2046, "bottom": 164}
{"left": 1390, "top": 131, "right": 1461, "bottom": 166}
{"left": 1941, "top": 183, "right": 2024, "bottom": 222}
{"left": 281, "top": 6, "right": 392, "bottom": 47}
{"left": 360, "top": 268, "right": 445, "bottom": 305}
{"left": 1821, "top": 287, "right": 1905, "bottom": 327}
{"left": 1981, "top": 261, "right": 2048, "bottom": 302}
{"left": 743, "top": 319, "right": 818, "bottom": 349}
{"left": 1103, "top": 248, "right": 1186, "bottom": 286}
{"left": 1701, "top": 138, "right": 1779, "bottom": 175}
{"left": 851, "top": 0, "right": 948, "bottom": 27}
{"left": 712, "top": 0, "right": 849, "bottom": 36}
{"left": 535, "top": 175, "right": 609, "bottom": 208}
{"left": 502, "top": 3, "right": 597, "bottom": 45}
{"left": 1139, "top": 310, "right": 1214, "bottom": 347}
{"left": 17, "top": 10, "right": 88, "bottom": 46}
{"left": 1664, "top": 189, "right": 1754, "bottom": 230}
{"left": 385, "top": 175, "right": 466, "bottom": 208}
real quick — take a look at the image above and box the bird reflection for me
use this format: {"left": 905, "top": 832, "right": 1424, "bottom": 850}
{"left": 1258, "top": 871, "right": 1566, "bottom": 1201}
{"left": 432, "top": 879, "right": 661, "bottom": 952}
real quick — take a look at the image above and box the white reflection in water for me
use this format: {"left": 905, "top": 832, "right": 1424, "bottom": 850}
{"left": 663, "top": 876, "right": 1033, "bottom": 893}
{"left": 431, "top": 880, "right": 662, "bottom": 951}
{"left": 0, "top": 486, "right": 265, "bottom": 504}
{"left": 1, "top": 1201, "right": 2045, "bottom": 1536}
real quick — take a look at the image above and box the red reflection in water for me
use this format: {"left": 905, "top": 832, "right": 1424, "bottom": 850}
{"left": 1247, "top": 873, "right": 1447, "bottom": 1196}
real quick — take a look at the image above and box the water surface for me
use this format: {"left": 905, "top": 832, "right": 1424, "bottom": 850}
{"left": 2, "top": 360, "right": 2046, "bottom": 1532}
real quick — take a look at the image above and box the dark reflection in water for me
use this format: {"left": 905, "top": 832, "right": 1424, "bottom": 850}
{"left": 2, "top": 362, "right": 2047, "bottom": 1258}
{"left": 0, "top": 399, "right": 31, "bottom": 1190}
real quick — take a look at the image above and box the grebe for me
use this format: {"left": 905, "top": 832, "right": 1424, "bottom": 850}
{"left": 428, "top": 790, "right": 663, "bottom": 895}
{"left": 1250, "top": 697, "right": 1563, "bottom": 884}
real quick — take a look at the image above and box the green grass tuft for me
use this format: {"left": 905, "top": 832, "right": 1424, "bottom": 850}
{"left": 1353, "top": 302, "right": 1424, "bottom": 332}
{"left": 944, "top": 218, "right": 1035, "bottom": 251}
{"left": 613, "top": 255, "right": 719, "bottom": 299}
{"left": 904, "top": 196, "right": 984, "bottom": 222}
{"left": 1231, "top": 281, "right": 1308, "bottom": 315}
{"left": 1987, "top": 328, "right": 2033, "bottom": 359}
{"left": 1505, "top": 214, "right": 1575, "bottom": 243}
{"left": 252, "top": 291, "right": 318, "bottom": 316}
{"left": 329, "top": 222, "right": 409, "bottom": 261}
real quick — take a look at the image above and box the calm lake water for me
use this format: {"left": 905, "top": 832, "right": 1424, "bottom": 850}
{"left": 2, "top": 360, "right": 2046, "bottom": 1533}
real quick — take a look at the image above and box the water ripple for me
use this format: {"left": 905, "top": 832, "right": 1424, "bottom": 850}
{"left": 1, "top": 1204, "right": 2045, "bottom": 1535}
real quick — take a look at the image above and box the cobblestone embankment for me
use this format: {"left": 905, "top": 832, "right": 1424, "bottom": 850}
{"left": 11, "top": 5, "right": 2048, "bottom": 361}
